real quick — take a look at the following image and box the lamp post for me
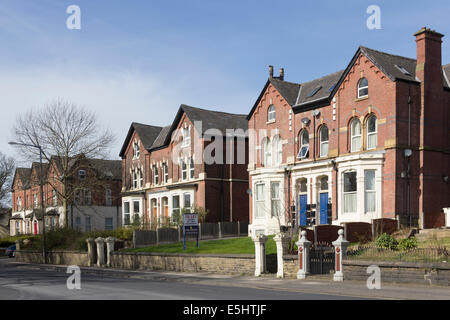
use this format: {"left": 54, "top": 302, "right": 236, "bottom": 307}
{"left": 9, "top": 141, "right": 47, "bottom": 264}
{"left": 404, "top": 149, "right": 412, "bottom": 229}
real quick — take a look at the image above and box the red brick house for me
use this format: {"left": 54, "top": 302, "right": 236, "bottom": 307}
{"left": 119, "top": 104, "right": 249, "bottom": 226}
{"left": 10, "top": 156, "right": 122, "bottom": 235}
{"left": 247, "top": 27, "right": 450, "bottom": 235}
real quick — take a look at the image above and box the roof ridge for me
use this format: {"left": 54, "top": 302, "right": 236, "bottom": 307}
{"left": 181, "top": 104, "right": 247, "bottom": 117}
{"left": 132, "top": 122, "right": 163, "bottom": 129}
{"left": 269, "top": 77, "right": 301, "bottom": 86}
{"left": 299, "top": 69, "right": 345, "bottom": 86}
{"left": 360, "top": 46, "right": 417, "bottom": 62}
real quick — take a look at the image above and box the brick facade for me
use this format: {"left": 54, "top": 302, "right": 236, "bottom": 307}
{"left": 247, "top": 27, "right": 450, "bottom": 235}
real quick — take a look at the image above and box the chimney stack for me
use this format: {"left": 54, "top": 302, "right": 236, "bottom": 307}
{"left": 414, "top": 27, "right": 444, "bottom": 83}
{"left": 269, "top": 65, "right": 274, "bottom": 78}
{"left": 279, "top": 68, "right": 284, "bottom": 81}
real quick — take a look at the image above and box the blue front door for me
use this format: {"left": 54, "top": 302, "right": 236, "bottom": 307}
{"left": 299, "top": 195, "right": 307, "bottom": 227}
{"left": 320, "top": 193, "right": 329, "bottom": 225}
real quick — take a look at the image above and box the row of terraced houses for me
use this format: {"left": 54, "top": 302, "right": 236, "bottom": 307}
{"left": 10, "top": 27, "right": 450, "bottom": 236}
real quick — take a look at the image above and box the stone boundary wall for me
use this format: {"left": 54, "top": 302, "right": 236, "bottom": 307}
{"left": 282, "top": 255, "right": 299, "bottom": 279}
{"left": 15, "top": 250, "right": 89, "bottom": 266}
{"left": 343, "top": 260, "right": 450, "bottom": 286}
{"left": 110, "top": 252, "right": 258, "bottom": 275}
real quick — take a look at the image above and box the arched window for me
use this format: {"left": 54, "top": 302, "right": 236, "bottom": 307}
{"left": 358, "top": 78, "right": 368, "bottom": 98}
{"left": 272, "top": 135, "right": 282, "bottom": 165}
{"left": 366, "top": 115, "right": 377, "bottom": 150}
{"left": 351, "top": 118, "right": 362, "bottom": 152}
{"left": 319, "top": 126, "right": 329, "bottom": 158}
{"left": 297, "top": 130, "right": 309, "bottom": 159}
{"left": 262, "top": 137, "right": 272, "bottom": 166}
{"left": 268, "top": 105, "right": 276, "bottom": 122}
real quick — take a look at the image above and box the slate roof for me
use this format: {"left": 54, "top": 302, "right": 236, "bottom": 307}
{"left": 119, "top": 122, "right": 163, "bottom": 157}
{"left": 87, "top": 159, "right": 122, "bottom": 180}
{"left": 13, "top": 168, "right": 32, "bottom": 189}
{"left": 268, "top": 78, "right": 301, "bottom": 106}
{"left": 180, "top": 104, "right": 248, "bottom": 134}
{"left": 30, "top": 162, "right": 50, "bottom": 183}
{"left": 249, "top": 45, "right": 449, "bottom": 118}
{"left": 149, "top": 125, "right": 172, "bottom": 150}
{"left": 294, "top": 70, "right": 345, "bottom": 107}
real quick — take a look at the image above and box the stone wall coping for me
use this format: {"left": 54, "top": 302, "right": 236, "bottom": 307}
{"left": 282, "top": 255, "right": 298, "bottom": 260}
{"left": 112, "top": 251, "right": 255, "bottom": 259}
{"left": 343, "top": 259, "right": 450, "bottom": 270}
{"left": 18, "top": 249, "right": 87, "bottom": 254}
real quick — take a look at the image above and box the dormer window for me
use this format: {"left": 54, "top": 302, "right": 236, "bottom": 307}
{"left": 133, "top": 142, "right": 140, "bottom": 158}
{"left": 268, "top": 105, "right": 276, "bottom": 122}
{"left": 358, "top": 78, "right": 369, "bottom": 98}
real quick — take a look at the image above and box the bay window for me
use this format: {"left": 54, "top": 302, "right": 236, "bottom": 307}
{"left": 365, "top": 170, "right": 376, "bottom": 213}
{"left": 343, "top": 171, "right": 357, "bottom": 213}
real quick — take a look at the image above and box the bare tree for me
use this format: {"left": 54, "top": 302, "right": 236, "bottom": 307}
{"left": 0, "top": 152, "right": 15, "bottom": 208}
{"left": 11, "top": 98, "right": 116, "bottom": 227}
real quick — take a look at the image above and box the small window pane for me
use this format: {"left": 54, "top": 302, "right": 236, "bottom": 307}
{"left": 124, "top": 202, "right": 130, "bottom": 214}
{"left": 344, "top": 172, "right": 357, "bottom": 192}
{"left": 133, "top": 201, "right": 140, "bottom": 213}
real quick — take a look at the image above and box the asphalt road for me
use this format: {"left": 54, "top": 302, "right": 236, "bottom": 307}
{"left": 0, "top": 258, "right": 364, "bottom": 300}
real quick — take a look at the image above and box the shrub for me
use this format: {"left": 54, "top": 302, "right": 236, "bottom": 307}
{"left": 375, "top": 233, "right": 398, "bottom": 250}
{"left": 398, "top": 237, "right": 418, "bottom": 251}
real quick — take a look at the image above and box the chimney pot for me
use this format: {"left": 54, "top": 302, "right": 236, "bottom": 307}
{"left": 269, "top": 65, "right": 274, "bottom": 78}
{"left": 279, "top": 68, "right": 284, "bottom": 81}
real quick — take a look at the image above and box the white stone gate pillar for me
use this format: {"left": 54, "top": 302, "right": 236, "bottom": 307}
{"left": 253, "top": 235, "right": 268, "bottom": 277}
{"left": 274, "top": 233, "right": 291, "bottom": 278}
{"left": 105, "top": 237, "right": 115, "bottom": 267}
{"left": 296, "top": 231, "right": 311, "bottom": 279}
{"left": 95, "top": 237, "right": 105, "bottom": 267}
{"left": 86, "top": 238, "right": 95, "bottom": 267}
{"left": 332, "top": 229, "right": 349, "bottom": 282}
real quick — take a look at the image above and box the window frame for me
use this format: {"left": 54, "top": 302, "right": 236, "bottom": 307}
{"left": 343, "top": 171, "right": 358, "bottom": 214}
{"left": 262, "top": 137, "right": 272, "bottom": 166}
{"left": 105, "top": 189, "right": 112, "bottom": 206}
{"left": 272, "top": 135, "right": 282, "bottom": 165}
{"left": 163, "top": 163, "right": 169, "bottom": 183}
{"left": 366, "top": 115, "right": 378, "bottom": 150}
{"left": 267, "top": 105, "right": 276, "bottom": 122}
{"left": 319, "top": 126, "right": 329, "bottom": 158}
{"left": 181, "top": 159, "right": 187, "bottom": 180}
{"left": 350, "top": 118, "right": 362, "bottom": 153}
{"left": 297, "top": 130, "right": 310, "bottom": 159}
{"left": 78, "top": 169, "right": 86, "bottom": 181}
{"left": 189, "top": 157, "right": 195, "bottom": 179}
{"left": 270, "top": 182, "right": 281, "bottom": 217}
{"left": 364, "top": 170, "right": 376, "bottom": 213}
{"left": 358, "top": 78, "right": 369, "bottom": 99}
{"left": 254, "top": 183, "right": 266, "bottom": 219}
{"left": 153, "top": 165, "right": 159, "bottom": 185}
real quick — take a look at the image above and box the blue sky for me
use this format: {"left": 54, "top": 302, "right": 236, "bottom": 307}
{"left": 1, "top": 0, "right": 449, "bottom": 163}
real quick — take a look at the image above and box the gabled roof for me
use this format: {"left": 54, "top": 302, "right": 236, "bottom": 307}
{"left": 30, "top": 162, "right": 50, "bottom": 184}
{"left": 163, "top": 104, "right": 248, "bottom": 145}
{"left": 359, "top": 46, "right": 418, "bottom": 83}
{"left": 247, "top": 78, "right": 301, "bottom": 120}
{"left": 294, "top": 70, "right": 344, "bottom": 107}
{"left": 12, "top": 168, "right": 31, "bottom": 190}
{"left": 86, "top": 159, "right": 122, "bottom": 180}
{"left": 119, "top": 122, "right": 163, "bottom": 157}
{"left": 149, "top": 125, "right": 171, "bottom": 151}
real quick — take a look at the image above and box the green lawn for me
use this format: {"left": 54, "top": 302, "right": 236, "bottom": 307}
{"left": 125, "top": 236, "right": 277, "bottom": 255}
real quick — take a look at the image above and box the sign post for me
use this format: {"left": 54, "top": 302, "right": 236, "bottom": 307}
{"left": 183, "top": 213, "right": 199, "bottom": 250}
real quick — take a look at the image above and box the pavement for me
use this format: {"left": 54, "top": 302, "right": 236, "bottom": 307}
{"left": 1, "top": 257, "right": 449, "bottom": 300}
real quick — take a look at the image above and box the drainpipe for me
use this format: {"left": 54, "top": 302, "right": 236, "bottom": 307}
{"left": 332, "top": 160, "right": 338, "bottom": 222}
{"left": 407, "top": 90, "right": 412, "bottom": 228}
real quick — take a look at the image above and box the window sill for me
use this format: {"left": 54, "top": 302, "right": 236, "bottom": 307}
{"left": 266, "top": 120, "right": 276, "bottom": 125}
{"left": 355, "top": 96, "right": 369, "bottom": 102}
